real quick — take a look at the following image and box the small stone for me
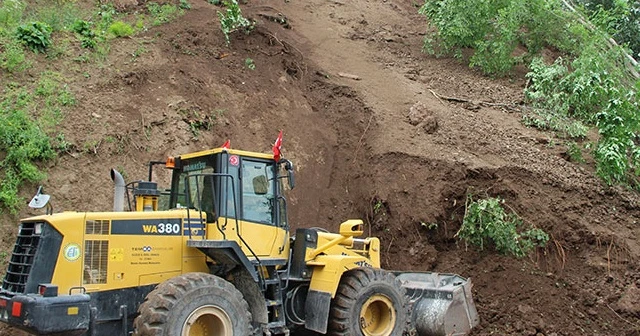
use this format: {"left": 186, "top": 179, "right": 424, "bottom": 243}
{"left": 91, "top": 113, "right": 102, "bottom": 118}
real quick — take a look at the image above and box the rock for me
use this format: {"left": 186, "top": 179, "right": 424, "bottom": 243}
{"left": 419, "top": 116, "right": 438, "bottom": 134}
{"left": 408, "top": 102, "right": 439, "bottom": 133}
{"left": 613, "top": 284, "right": 640, "bottom": 316}
{"left": 518, "top": 304, "right": 534, "bottom": 315}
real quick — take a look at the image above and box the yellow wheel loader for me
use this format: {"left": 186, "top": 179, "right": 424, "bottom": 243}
{"left": 0, "top": 144, "right": 478, "bottom": 336}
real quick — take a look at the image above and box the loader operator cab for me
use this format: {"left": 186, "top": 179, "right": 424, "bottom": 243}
{"left": 166, "top": 148, "right": 294, "bottom": 229}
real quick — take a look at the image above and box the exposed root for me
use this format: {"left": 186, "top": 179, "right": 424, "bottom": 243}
{"left": 607, "top": 304, "right": 640, "bottom": 329}
{"left": 607, "top": 237, "right": 614, "bottom": 276}
{"left": 552, "top": 235, "right": 566, "bottom": 271}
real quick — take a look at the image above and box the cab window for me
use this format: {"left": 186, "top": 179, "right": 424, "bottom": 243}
{"left": 241, "top": 160, "right": 275, "bottom": 224}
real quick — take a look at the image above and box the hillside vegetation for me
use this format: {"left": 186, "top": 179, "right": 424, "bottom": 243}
{"left": 421, "top": 0, "right": 640, "bottom": 185}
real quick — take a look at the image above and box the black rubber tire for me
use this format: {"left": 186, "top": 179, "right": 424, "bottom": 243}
{"left": 133, "top": 272, "right": 252, "bottom": 336}
{"left": 327, "top": 268, "right": 407, "bottom": 336}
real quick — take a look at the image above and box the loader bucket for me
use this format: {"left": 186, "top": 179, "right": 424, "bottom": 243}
{"left": 395, "top": 272, "right": 479, "bottom": 336}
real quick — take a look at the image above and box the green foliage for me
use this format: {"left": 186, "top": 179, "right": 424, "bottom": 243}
{"left": 566, "top": 142, "right": 585, "bottom": 163}
{"left": 0, "top": 0, "right": 25, "bottom": 29}
{"left": 147, "top": 2, "right": 182, "bottom": 26}
{"left": 578, "top": 0, "right": 640, "bottom": 57}
{"left": 179, "top": 0, "right": 192, "bottom": 10}
{"left": 30, "top": 3, "right": 83, "bottom": 32}
{"left": 0, "top": 81, "right": 63, "bottom": 212}
{"left": 525, "top": 46, "right": 639, "bottom": 184}
{"left": 16, "top": 21, "right": 52, "bottom": 53}
{"left": 95, "top": 3, "right": 117, "bottom": 32}
{"left": 419, "top": 0, "right": 569, "bottom": 75}
{"left": 244, "top": 57, "right": 255, "bottom": 70}
{"left": 218, "top": 0, "right": 252, "bottom": 44}
{"left": 457, "top": 196, "right": 549, "bottom": 258}
{"left": 108, "top": 21, "right": 134, "bottom": 37}
{"left": 72, "top": 20, "right": 97, "bottom": 49}
{"left": 421, "top": 0, "right": 640, "bottom": 186}
{"left": 72, "top": 20, "right": 92, "bottom": 36}
{"left": 0, "top": 35, "right": 29, "bottom": 72}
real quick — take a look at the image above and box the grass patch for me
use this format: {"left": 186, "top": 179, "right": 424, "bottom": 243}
{"left": 108, "top": 21, "right": 134, "bottom": 37}
{"left": 147, "top": 2, "right": 183, "bottom": 26}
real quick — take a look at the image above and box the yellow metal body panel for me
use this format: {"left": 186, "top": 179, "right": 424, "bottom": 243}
{"left": 23, "top": 208, "right": 290, "bottom": 296}
{"left": 307, "top": 255, "right": 372, "bottom": 296}
{"left": 25, "top": 210, "right": 211, "bottom": 296}
{"left": 205, "top": 218, "right": 289, "bottom": 258}
{"left": 305, "top": 228, "right": 381, "bottom": 297}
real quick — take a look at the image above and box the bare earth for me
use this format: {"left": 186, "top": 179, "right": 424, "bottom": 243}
{"left": 1, "top": 0, "right": 639, "bottom": 335}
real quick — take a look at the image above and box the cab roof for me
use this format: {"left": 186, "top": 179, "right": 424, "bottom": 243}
{"left": 179, "top": 147, "right": 275, "bottom": 161}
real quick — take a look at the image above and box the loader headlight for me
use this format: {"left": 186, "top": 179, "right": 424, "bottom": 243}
{"left": 34, "top": 223, "right": 43, "bottom": 235}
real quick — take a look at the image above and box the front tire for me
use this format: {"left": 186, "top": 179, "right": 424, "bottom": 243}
{"left": 133, "top": 272, "right": 252, "bottom": 336}
{"left": 328, "top": 268, "right": 407, "bottom": 336}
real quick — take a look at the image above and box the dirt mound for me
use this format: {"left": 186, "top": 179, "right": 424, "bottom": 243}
{"left": 2, "top": 0, "right": 639, "bottom": 335}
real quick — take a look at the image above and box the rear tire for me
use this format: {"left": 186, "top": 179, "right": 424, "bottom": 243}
{"left": 327, "top": 268, "right": 407, "bottom": 336}
{"left": 133, "top": 272, "right": 252, "bottom": 336}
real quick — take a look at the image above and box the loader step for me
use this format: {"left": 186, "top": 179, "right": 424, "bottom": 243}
{"left": 264, "top": 278, "right": 281, "bottom": 285}
{"left": 266, "top": 299, "right": 282, "bottom": 307}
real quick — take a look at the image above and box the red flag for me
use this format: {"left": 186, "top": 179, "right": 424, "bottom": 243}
{"left": 272, "top": 131, "right": 283, "bottom": 162}
{"left": 221, "top": 140, "right": 230, "bottom": 150}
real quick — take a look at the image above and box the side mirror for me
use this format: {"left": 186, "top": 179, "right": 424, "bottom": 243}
{"left": 284, "top": 160, "right": 295, "bottom": 189}
{"left": 28, "top": 186, "right": 53, "bottom": 215}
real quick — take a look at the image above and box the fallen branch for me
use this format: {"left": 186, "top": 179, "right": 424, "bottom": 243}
{"left": 428, "top": 89, "right": 519, "bottom": 110}
{"left": 338, "top": 72, "right": 361, "bottom": 80}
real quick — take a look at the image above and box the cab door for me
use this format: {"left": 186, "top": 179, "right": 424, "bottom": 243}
{"left": 237, "top": 158, "right": 280, "bottom": 256}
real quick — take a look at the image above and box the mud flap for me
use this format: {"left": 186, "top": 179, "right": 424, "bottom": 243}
{"left": 395, "top": 273, "right": 479, "bottom": 336}
{"left": 304, "top": 289, "right": 331, "bottom": 334}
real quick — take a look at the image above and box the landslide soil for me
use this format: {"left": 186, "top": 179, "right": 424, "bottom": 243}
{"left": 2, "top": 0, "right": 640, "bottom": 335}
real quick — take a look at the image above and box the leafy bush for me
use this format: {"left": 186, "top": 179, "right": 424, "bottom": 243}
{"left": 95, "top": 3, "right": 117, "bottom": 32}
{"left": 578, "top": 0, "right": 640, "bottom": 57}
{"left": 218, "top": 0, "right": 252, "bottom": 44}
{"left": 16, "top": 21, "right": 52, "bottom": 53}
{"left": 108, "top": 21, "right": 134, "bottom": 37}
{"left": 457, "top": 196, "right": 549, "bottom": 257}
{"left": 421, "top": 0, "right": 640, "bottom": 186}
{"left": 147, "top": 2, "right": 181, "bottom": 26}
{"left": 72, "top": 19, "right": 92, "bottom": 36}
{"left": 419, "top": 0, "right": 570, "bottom": 75}
{"left": 72, "top": 20, "right": 97, "bottom": 49}
{"left": 179, "top": 0, "right": 192, "bottom": 10}
{"left": 525, "top": 46, "right": 639, "bottom": 184}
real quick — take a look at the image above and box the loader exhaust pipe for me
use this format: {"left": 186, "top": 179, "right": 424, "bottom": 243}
{"left": 396, "top": 272, "right": 479, "bottom": 336}
{"left": 110, "top": 169, "right": 125, "bottom": 212}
